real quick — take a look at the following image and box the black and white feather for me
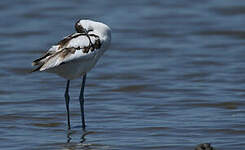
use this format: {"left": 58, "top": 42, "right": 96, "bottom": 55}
{"left": 32, "top": 20, "right": 111, "bottom": 80}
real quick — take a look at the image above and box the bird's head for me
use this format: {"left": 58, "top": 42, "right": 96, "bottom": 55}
{"left": 75, "top": 19, "right": 93, "bottom": 34}
{"left": 75, "top": 19, "right": 111, "bottom": 42}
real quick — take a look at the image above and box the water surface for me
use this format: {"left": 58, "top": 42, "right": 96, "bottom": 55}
{"left": 1, "top": 0, "right": 245, "bottom": 149}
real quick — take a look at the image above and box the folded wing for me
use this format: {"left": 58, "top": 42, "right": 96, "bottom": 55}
{"left": 32, "top": 33, "right": 101, "bottom": 72}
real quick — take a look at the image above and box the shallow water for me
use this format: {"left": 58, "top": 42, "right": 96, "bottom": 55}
{"left": 1, "top": 0, "right": 245, "bottom": 149}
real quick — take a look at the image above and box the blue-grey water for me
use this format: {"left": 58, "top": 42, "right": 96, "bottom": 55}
{"left": 1, "top": 0, "right": 245, "bottom": 149}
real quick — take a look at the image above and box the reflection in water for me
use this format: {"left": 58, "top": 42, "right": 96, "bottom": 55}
{"left": 65, "top": 129, "right": 96, "bottom": 150}
{"left": 79, "top": 131, "right": 96, "bottom": 145}
{"left": 80, "top": 130, "right": 87, "bottom": 144}
{"left": 66, "top": 130, "right": 72, "bottom": 143}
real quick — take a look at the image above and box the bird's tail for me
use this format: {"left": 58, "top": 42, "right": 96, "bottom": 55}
{"left": 31, "top": 53, "right": 51, "bottom": 72}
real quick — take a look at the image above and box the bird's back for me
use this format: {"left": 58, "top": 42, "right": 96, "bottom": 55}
{"left": 32, "top": 33, "right": 104, "bottom": 79}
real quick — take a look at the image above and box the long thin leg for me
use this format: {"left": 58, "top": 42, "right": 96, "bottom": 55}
{"left": 64, "top": 80, "right": 71, "bottom": 129}
{"left": 79, "top": 74, "right": 87, "bottom": 130}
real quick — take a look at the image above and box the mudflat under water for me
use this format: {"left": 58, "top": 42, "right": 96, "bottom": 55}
{"left": 1, "top": 0, "right": 245, "bottom": 149}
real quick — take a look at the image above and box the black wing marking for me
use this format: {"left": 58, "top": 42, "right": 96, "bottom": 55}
{"left": 32, "top": 33, "right": 101, "bottom": 72}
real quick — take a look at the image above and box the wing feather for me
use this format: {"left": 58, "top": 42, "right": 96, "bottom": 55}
{"left": 32, "top": 33, "right": 101, "bottom": 72}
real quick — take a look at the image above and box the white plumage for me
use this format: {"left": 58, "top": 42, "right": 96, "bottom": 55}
{"left": 32, "top": 19, "right": 111, "bottom": 80}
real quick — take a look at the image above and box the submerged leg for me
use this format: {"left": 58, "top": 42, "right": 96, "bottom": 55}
{"left": 79, "top": 74, "right": 87, "bottom": 130}
{"left": 64, "top": 80, "right": 71, "bottom": 129}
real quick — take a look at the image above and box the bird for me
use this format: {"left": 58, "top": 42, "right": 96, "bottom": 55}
{"left": 195, "top": 143, "right": 215, "bottom": 150}
{"left": 31, "top": 19, "right": 111, "bottom": 130}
